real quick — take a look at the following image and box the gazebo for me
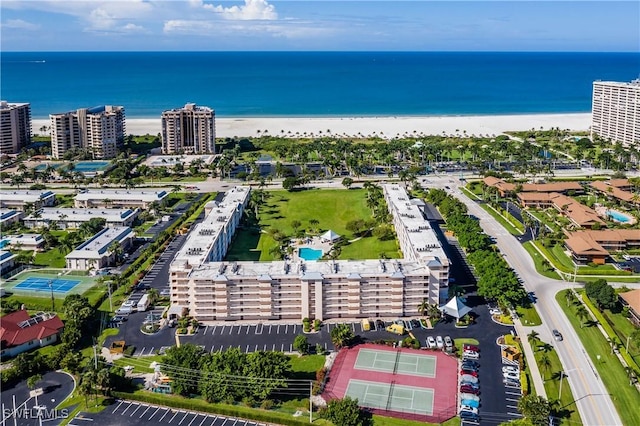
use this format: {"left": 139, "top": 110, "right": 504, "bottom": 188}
{"left": 439, "top": 296, "right": 472, "bottom": 320}
{"left": 320, "top": 230, "right": 341, "bottom": 243}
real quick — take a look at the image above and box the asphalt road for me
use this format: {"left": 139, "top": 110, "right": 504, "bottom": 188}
{"left": 0, "top": 371, "right": 75, "bottom": 426}
{"left": 435, "top": 178, "right": 622, "bottom": 426}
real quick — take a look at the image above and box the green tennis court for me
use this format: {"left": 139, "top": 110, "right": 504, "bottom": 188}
{"left": 354, "top": 348, "right": 436, "bottom": 377}
{"left": 346, "top": 379, "right": 434, "bottom": 415}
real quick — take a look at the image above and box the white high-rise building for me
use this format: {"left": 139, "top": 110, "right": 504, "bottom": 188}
{"left": 50, "top": 105, "right": 125, "bottom": 159}
{"left": 591, "top": 79, "right": 640, "bottom": 147}
{"left": 161, "top": 103, "right": 215, "bottom": 154}
{"left": 0, "top": 101, "right": 31, "bottom": 155}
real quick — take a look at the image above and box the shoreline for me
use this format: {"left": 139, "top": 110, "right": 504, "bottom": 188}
{"left": 32, "top": 112, "right": 591, "bottom": 139}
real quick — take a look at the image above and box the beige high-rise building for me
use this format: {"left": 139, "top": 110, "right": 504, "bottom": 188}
{"left": 591, "top": 79, "right": 640, "bottom": 147}
{"left": 0, "top": 101, "right": 31, "bottom": 155}
{"left": 161, "top": 103, "right": 215, "bottom": 154}
{"left": 50, "top": 105, "right": 125, "bottom": 159}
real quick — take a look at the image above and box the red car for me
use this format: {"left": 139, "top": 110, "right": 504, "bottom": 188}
{"left": 463, "top": 344, "right": 480, "bottom": 352}
{"left": 460, "top": 369, "right": 479, "bottom": 377}
{"left": 459, "top": 385, "right": 480, "bottom": 395}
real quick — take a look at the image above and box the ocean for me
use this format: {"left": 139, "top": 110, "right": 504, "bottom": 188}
{"left": 2, "top": 51, "right": 638, "bottom": 118}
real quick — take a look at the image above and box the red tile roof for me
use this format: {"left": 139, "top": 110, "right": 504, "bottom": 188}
{"left": 0, "top": 310, "right": 64, "bottom": 349}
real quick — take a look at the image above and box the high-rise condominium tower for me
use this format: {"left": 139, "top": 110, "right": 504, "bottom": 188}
{"left": 0, "top": 101, "right": 31, "bottom": 155}
{"left": 161, "top": 103, "right": 216, "bottom": 154}
{"left": 50, "top": 105, "right": 125, "bottom": 159}
{"left": 591, "top": 79, "right": 640, "bottom": 147}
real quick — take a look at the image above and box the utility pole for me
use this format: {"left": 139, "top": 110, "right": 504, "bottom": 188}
{"left": 309, "top": 381, "right": 313, "bottom": 423}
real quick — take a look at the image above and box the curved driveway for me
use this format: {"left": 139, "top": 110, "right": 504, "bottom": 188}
{"left": 425, "top": 177, "right": 622, "bottom": 426}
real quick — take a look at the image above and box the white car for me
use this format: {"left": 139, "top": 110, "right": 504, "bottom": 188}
{"left": 436, "top": 335, "right": 444, "bottom": 349}
{"left": 460, "top": 374, "right": 478, "bottom": 384}
{"left": 460, "top": 405, "right": 478, "bottom": 415}
{"left": 427, "top": 336, "right": 437, "bottom": 349}
{"left": 444, "top": 335, "right": 453, "bottom": 350}
{"left": 503, "top": 371, "right": 520, "bottom": 381}
{"left": 502, "top": 366, "right": 519, "bottom": 374}
{"left": 459, "top": 393, "right": 480, "bottom": 402}
{"left": 489, "top": 308, "right": 502, "bottom": 315}
{"left": 463, "top": 350, "right": 479, "bottom": 359}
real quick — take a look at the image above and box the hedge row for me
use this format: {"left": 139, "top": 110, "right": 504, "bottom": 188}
{"left": 111, "top": 391, "right": 317, "bottom": 426}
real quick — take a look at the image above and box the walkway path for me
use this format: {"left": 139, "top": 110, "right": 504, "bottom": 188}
{"left": 512, "top": 317, "right": 547, "bottom": 398}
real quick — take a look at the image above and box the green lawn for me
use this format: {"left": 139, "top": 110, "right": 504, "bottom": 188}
{"left": 522, "top": 242, "right": 562, "bottom": 280}
{"left": 537, "top": 242, "right": 633, "bottom": 276}
{"left": 34, "top": 248, "right": 67, "bottom": 268}
{"left": 515, "top": 305, "right": 543, "bottom": 326}
{"left": 556, "top": 290, "right": 640, "bottom": 426}
{"left": 601, "top": 303, "right": 640, "bottom": 369}
{"left": 373, "top": 415, "right": 460, "bottom": 426}
{"left": 289, "top": 354, "right": 326, "bottom": 374}
{"left": 226, "top": 189, "right": 401, "bottom": 261}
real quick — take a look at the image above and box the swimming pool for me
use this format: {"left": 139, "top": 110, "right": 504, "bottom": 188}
{"left": 74, "top": 161, "right": 111, "bottom": 172}
{"left": 607, "top": 209, "right": 632, "bottom": 223}
{"left": 299, "top": 247, "right": 323, "bottom": 261}
{"left": 0, "top": 239, "right": 8, "bottom": 249}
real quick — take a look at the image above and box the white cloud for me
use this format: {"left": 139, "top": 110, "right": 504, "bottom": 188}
{"left": 87, "top": 7, "right": 116, "bottom": 30}
{"left": 1, "top": 18, "right": 40, "bottom": 30}
{"left": 205, "top": 0, "right": 278, "bottom": 21}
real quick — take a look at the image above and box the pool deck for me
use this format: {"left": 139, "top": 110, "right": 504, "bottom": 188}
{"left": 595, "top": 206, "right": 637, "bottom": 224}
{"left": 292, "top": 236, "right": 333, "bottom": 262}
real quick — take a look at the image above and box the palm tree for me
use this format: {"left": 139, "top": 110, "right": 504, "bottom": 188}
{"left": 575, "top": 305, "right": 589, "bottom": 328}
{"left": 527, "top": 330, "right": 540, "bottom": 350}
{"left": 418, "top": 299, "right": 429, "bottom": 317}
{"left": 538, "top": 353, "right": 552, "bottom": 380}
{"left": 565, "top": 289, "right": 577, "bottom": 307}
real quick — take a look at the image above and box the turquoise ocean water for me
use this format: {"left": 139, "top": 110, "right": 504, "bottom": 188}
{"left": 1, "top": 51, "right": 638, "bottom": 118}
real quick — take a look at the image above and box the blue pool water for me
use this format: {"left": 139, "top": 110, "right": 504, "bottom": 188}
{"left": 299, "top": 247, "right": 323, "bottom": 261}
{"left": 607, "top": 210, "right": 631, "bottom": 223}
{"left": 0, "top": 240, "right": 9, "bottom": 249}
{"left": 74, "top": 161, "right": 110, "bottom": 172}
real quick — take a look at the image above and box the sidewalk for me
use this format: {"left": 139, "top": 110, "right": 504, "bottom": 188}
{"left": 512, "top": 316, "right": 548, "bottom": 398}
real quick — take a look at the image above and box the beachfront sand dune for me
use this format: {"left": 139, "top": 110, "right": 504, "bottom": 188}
{"left": 33, "top": 113, "right": 591, "bottom": 139}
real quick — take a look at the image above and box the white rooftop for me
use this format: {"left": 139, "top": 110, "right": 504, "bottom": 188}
{"left": 0, "top": 190, "right": 55, "bottom": 203}
{"left": 2, "top": 234, "right": 44, "bottom": 245}
{"left": 145, "top": 155, "right": 216, "bottom": 168}
{"left": 26, "top": 208, "right": 138, "bottom": 223}
{"left": 383, "top": 184, "right": 448, "bottom": 266}
{"left": 66, "top": 226, "right": 133, "bottom": 259}
{"left": 75, "top": 189, "right": 170, "bottom": 202}
{"left": 173, "top": 187, "right": 250, "bottom": 267}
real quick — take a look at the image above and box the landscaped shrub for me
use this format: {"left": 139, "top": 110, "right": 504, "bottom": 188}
{"left": 313, "top": 319, "right": 322, "bottom": 330}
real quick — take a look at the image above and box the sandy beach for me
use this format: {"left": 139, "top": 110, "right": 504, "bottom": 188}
{"left": 33, "top": 113, "right": 591, "bottom": 139}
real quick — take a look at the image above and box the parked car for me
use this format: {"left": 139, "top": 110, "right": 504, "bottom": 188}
{"left": 427, "top": 336, "right": 437, "bottom": 349}
{"left": 462, "top": 350, "right": 479, "bottom": 359}
{"left": 460, "top": 374, "right": 478, "bottom": 384}
{"left": 376, "top": 319, "right": 385, "bottom": 330}
{"left": 502, "top": 365, "right": 519, "bottom": 374}
{"left": 459, "top": 393, "right": 480, "bottom": 402}
{"left": 460, "top": 398, "right": 480, "bottom": 409}
{"left": 112, "top": 315, "right": 127, "bottom": 322}
{"left": 436, "top": 335, "right": 444, "bottom": 349}
{"left": 411, "top": 319, "right": 421, "bottom": 329}
{"left": 460, "top": 405, "right": 479, "bottom": 415}
{"left": 460, "top": 411, "right": 480, "bottom": 422}
{"left": 463, "top": 343, "right": 480, "bottom": 352}
{"left": 489, "top": 307, "right": 502, "bottom": 315}
{"left": 459, "top": 381, "right": 479, "bottom": 391}
{"left": 460, "top": 385, "right": 480, "bottom": 395}
{"left": 462, "top": 359, "right": 480, "bottom": 368}
{"left": 461, "top": 369, "right": 479, "bottom": 377}
{"left": 444, "top": 335, "right": 453, "bottom": 350}
{"left": 553, "top": 329, "right": 563, "bottom": 341}
{"left": 503, "top": 371, "right": 520, "bottom": 381}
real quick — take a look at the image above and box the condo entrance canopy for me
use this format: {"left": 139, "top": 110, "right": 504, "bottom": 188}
{"left": 320, "top": 230, "right": 341, "bottom": 243}
{"left": 439, "top": 296, "right": 472, "bottom": 319}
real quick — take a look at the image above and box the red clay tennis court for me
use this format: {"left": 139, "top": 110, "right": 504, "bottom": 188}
{"left": 323, "top": 343, "right": 458, "bottom": 423}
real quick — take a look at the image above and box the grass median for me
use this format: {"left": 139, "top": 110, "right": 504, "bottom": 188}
{"left": 479, "top": 203, "right": 523, "bottom": 236}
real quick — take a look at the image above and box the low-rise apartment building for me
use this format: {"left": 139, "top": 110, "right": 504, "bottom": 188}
{"left": 65, "top": 226, "right": 135, "bottom": 270}
{"left": 0, "top": 190, "right": 56, "bottom": 210}
{"left": 565, "top": 229, "right": 640, "bottom": 264}
{"left": 24, "top": 208, "right": 138, "bottom": 230}
{"left": 74, "top": 189, "right": 169, "bottom": 209}
{"left": 0, "top": 209, "right": 24, "bottom": 228}
{"left": 483, "top": 177, "right": 582, "bottom": 197}
{"left": 516, "top": 192, "right": 605, "bottom": 229}
{"left": 590, "top": 180, "right": 640, "bottom": 205}
{"left": 169, "top": 185, "right": 449, "bottom": 323}
{"left": 1, "top": 234, "right": 45, "bottom": 251}
{"left": 0, "top": 251, "right": 18, "bottom": 275}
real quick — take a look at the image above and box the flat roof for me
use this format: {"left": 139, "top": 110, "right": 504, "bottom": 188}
{"left": 26, "top": 208, "right": 138, "bottom": 223}
{"left": 0, "top": 209, "right": 22, "bottom": 221}
{"left": 0, "top": 250, "right": 17, "bottom": 263}
{"left": 382, "top": 184, "right": 448, "bottom": 265}
{"left": 145, "top": 155, "right": 216, "bottom": 168}
{"left": 66, "top": 226, "right": 133, "bottom": 259}
{"left": 2, "top": 234, "right": 44, "bottom": 244}
{"left": 75, "top": 189, "right": 169, "bottom": 202}
{"left": 173, "top": 186, "right": 250, "bottom": 267}
{"left": 0, "top": 190, "right": 55, "bottom": 202}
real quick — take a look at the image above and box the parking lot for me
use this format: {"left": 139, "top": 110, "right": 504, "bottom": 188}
{"left": 70, "top": 400, "right": 265, "bottom": 426}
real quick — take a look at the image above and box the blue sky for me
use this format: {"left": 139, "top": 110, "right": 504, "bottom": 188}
{"left": 1, "top": 1, "right": 638, "bottom": 52}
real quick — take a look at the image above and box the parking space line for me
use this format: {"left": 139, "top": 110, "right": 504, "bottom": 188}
{"left": 121, "top": 402, "right": 135, "bottom": 415}
{"left": 289, "top": 344, "right": 292, "bottom": 352}
{"left": 129, "top": 404, "right": 142, "bottom": 417}
{"left": 285, "top": 324, "right": 289, "bottom": 333}
{"left": 178, "top": 412, "right": 190, "bottom": 424}
{"left": 507, "top": 412, "right": 522, "bottom": 416}
{"left": 506, "top": 398, "right": 520, "bottom": 402}
{"left": 187, "top": 415, "right": 199, "bottom": 426}
{"left": 204, "top": 326, "right": 209, "bottom": 335}
{"left": 159, "top": 409, "right": 171, "bottom": 422}
{"left": 254, "top": 345, "right": 258, "bottom": 352}
{"left": 229, "top": 326, "right": 233, "bottom": 335}
{"left": 148, "top": 407, "right": 160, "bottom": 420}
{"left": 351, "top": 323, "right": 355, "bottom": 332}
{"left": 220, "top": 325, "right": 225, "bottom": 334}
{"left": 281, "top": 344, "right": 284, "bottom": 352}
{"left": 276, "top": 325, "right": 280, "bottom": 334}
{"left": 139, "top": 347, "right": 146, "bottom": 356}
{"left": 272, "top": 344, "right": 275, "bottom": 351}
{"left": 263, "top": 344, "right": 267, "bottom": 351}
{"left": 212, "top": 325, "right": 217, "bottom": 334}
{"left": 149, "top": 346, "right": 154, "bottom": 355}
{"left": 220, "top": 345, "right": 224, "bottom": 352}
{"left": 268, "top": 325, "right": 272, "bottom": 334}
{"left": 168, "top": 410, "right": 180, "bottom": 423}
{"left": 506, "top": 405, "right": 519, "bottom": 409}
{"left": 246, "top": 345, "right": 249, "bottom": 352}
{"left": 237, "top": 326, "right": 242, "bottom": 334}
{"left": 112, "top": 400, "right": 125, "bottom": 413}
{"left": 221, "top": 419, "right": 228, "bottom": 426}
{"left": 292, "top": 324, "right": 297, "bottom": 333}
{"left": 198, "top": 416, "right": 208, "bottom": 426}
{"left": 209, "top": 417, "right": 218, "bottom": 426}
{"left": 256, "top": 324, "right": 263, "bottom": 334}
{"left": 246, "top": 325, "right": 251, "bottom": 334}
{"left": 505, "top": 391, "right": 521, "bottom": 396}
